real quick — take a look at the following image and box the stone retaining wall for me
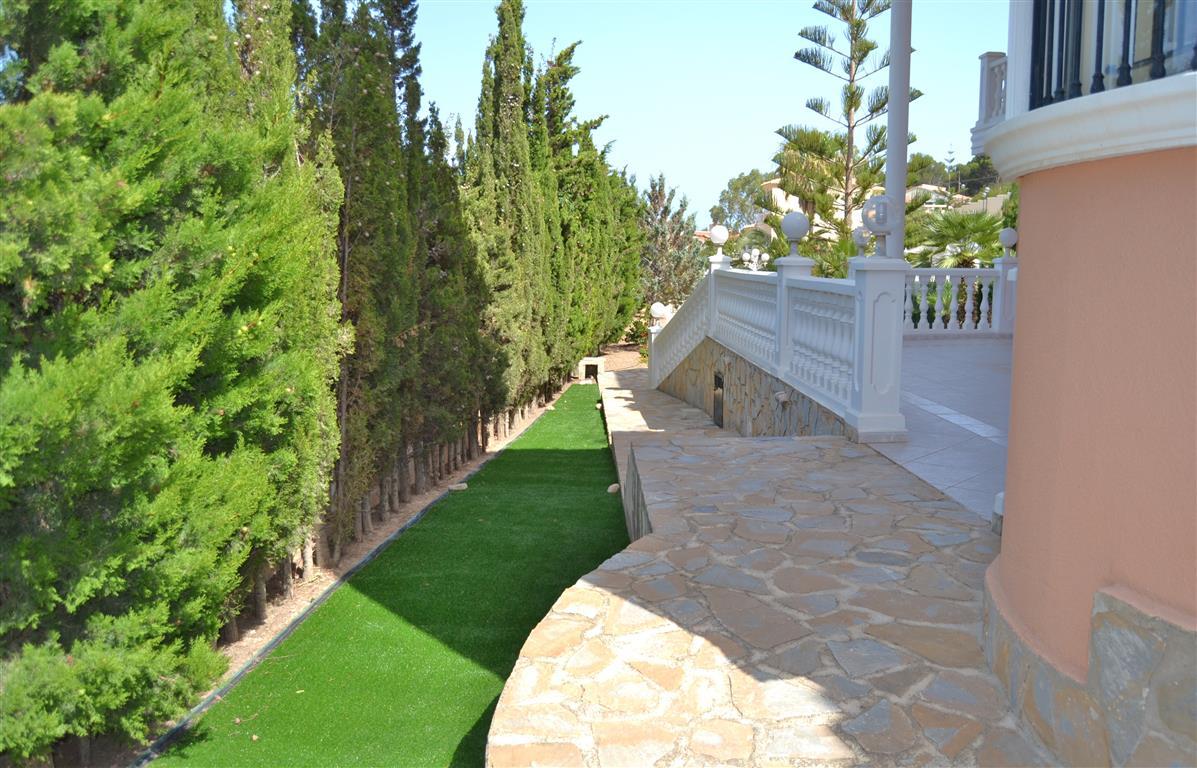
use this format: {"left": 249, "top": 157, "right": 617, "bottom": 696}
{"left": 659, "top": 337, "right": 855, "bottom": 441}
{"left": 984, "top": 585, "right": 1197, "bottom": 766}
{"left": 621, "top": 448, "right": 651, "bottom": 541}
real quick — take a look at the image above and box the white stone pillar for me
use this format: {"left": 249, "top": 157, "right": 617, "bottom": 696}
{"left": 648, "top": 325, "right": 662, "bottom": 388}
{"left": 992, "top": 256, "right": 1019, "bottom": 334}
{"left": 847, "top": 256, "right": 909, "bottom": 441}
{"left": 885, "top": 0, "right": 912, "bottom": 261}
{"left": 708, "top": 251, "right": 731, "bottom": 336}
{"left": 774, "top": 255, "right": 815, "bottom": 378}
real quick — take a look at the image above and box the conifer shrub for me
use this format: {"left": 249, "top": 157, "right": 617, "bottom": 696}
{"left": 0, "top": 1, "right": 342, "bottom": 759}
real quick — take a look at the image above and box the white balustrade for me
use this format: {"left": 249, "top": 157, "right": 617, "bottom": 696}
{"left": 648, "top": 274, "right": 710, "bottom": 388}
{"left": 786, "top": 277, "right": 855, "bottom": 407}
{"left": 904, "top": 266, "right": 1016, "bottom": 336}
{"left": 971, "top": 52, "right": 1007, "bottom": 154}
{"left": 644, "top": 244, "right": 1022, "bottom": 442}
{"left": 710, "top": 269, "right": 779, "bottom": 369}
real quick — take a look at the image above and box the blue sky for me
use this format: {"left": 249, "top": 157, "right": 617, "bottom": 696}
{"left": 415, "top": 0, "right": 1010, "bottom": 223}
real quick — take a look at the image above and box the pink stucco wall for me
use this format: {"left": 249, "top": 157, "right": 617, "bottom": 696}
{"left": 989, "top": 146, "right": 1197, "bottom": 680}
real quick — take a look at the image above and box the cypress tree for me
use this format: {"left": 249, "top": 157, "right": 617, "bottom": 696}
{"left": 0, "top": 0, "right": 342, "bottom": 758}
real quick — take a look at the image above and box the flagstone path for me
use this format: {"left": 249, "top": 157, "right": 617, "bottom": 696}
{"left": 487, "top": 368, "right": 1052, "bottom": 767}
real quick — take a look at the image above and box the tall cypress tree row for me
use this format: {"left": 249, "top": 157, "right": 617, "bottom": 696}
{"left": 461, "top": 4, "right": 646, "bottom": 414}
{"left": 0, "top": 0, "right": 343, "bottom": 759}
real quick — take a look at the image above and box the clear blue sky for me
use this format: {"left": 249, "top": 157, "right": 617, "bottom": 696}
{"left": 414, "top": 0, "right": 1009, "bottom": 223}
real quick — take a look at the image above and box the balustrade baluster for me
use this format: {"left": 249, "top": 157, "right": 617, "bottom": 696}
{"left": 1091, "top": 0, "right": 1107, "bottom": 92}
{"left": 964, "top": 277, "right": 977, "bottom": 330}
{"left": 839, "top": 300, "right": 852, "bottom": 400}
{"left": 1068, "top": 0, "right": 1084, "bottom": 98}
{"left": 1149, "top": 0, "right": 1166, "bottom": 78}
{"left": 1117, "top": 0, "right": 1133, "bottom": 85}
{"left": 1054, "top": 0, "right": 1068, "bottom": 101}
{"left": 919, "top": 279, "right": 931, "bottom": 332}
{"left": 1044, "top": 0, "right": 1058, "bottom": 104}
{"left": 905, "top": 278, "right": 916, "bottom": 331}
{"left": 950, "top": 277, "right": 962, "bottom": 330}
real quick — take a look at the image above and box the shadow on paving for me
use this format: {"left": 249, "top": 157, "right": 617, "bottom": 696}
{"left": 154, "top": 385, "right": 628, "bottom": 768}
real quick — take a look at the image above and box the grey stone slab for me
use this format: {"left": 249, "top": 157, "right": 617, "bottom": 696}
{"left": 828, "top": 638, "right": 906, "bottom": 677}
{"left": 693, "top": 564, "right": 769, "bottom": 594}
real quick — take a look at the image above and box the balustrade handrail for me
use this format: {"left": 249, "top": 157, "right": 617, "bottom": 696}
{"left": 786, "top": 274, "right": 855, "bottom": 296}
{"left": 909, "top": 267, "right": 997, "bottom": 277}
{"left": 715, "top": 268, "right": 778, "bottom": 284}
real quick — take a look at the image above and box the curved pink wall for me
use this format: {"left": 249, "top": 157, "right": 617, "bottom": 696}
{"left": 990, "top": 146, "right": 1197, "bottom": 680}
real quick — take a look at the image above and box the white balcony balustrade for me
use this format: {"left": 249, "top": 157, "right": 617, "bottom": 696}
{"left": 905, "top": 257, "right": 1018, "bottom": 336}
{"left": 712, "top": 269, "right": 779, "bottom": 369}
{"left": 786, "top": 276, "right": 856, "bottom": 407}
{"left": 647, "top": 274, "right": 709, "bottom": 390}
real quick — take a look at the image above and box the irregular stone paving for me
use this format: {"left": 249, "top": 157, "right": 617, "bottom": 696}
{"left": 487, "top": 369, "right": 1052, "bottom": 767}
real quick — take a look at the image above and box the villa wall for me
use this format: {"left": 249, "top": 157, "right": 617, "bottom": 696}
{"left": 986, "top": 146, "right": 1197, "bottom": 762}
{"left": 658, "top": 336, "right": 855, "bottom": 441}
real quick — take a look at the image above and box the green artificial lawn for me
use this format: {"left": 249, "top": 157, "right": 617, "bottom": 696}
{"left": 156, "top": 384, "right": 627, "bottom": 767}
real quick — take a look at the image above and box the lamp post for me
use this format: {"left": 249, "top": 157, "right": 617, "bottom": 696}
{"left": 741, "top": 247, "right": 770, "bottom": 272}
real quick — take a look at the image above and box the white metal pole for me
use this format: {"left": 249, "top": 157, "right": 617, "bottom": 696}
{"left": 886, "top": 0, "right": 912, "bottom": 261}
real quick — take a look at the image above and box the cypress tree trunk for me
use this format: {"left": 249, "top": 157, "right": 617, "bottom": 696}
{"left": 77, "top": 734, "right": 91, "bottom": 768}
{"left": 303, "top": 537, "right": 315, "bottom": 578}
{"left": 414, "top": 441, "right": 427, "bottom": 494}
{"left": 398, "top": 444, "right": 411, "bottom": 503}
{"left": 221, "top": 617, "right": 240, "bottom": 644}
{"left": 253, "top": 566, "right": 268, "bottom": 622}
{"left": 360, "top": 496, "right": 373, "bottom": 537}
{"left": 278, "top": 557, "right": 293, "bottom": 600}
{"left": 380, "top": 474, "right": 391, "bottom": 516}
{"left": 330, "top": 535, "right": 342, "bottom": 566}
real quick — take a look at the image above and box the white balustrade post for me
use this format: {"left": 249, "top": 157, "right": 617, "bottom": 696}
{"left": 774, "top": 255, "right": 815, "bottom": 377}
{"left": 992, "top": 256, "right": 1019, "bottom": 333}
{"left": 847, "top": 256, "right": 909, "bottom": 441}
{"left": 775, "top": 211, "right": 813, "bottom": 376}
{"left": 993, "top": 228, "right": 1019, "bottom": 334}
{"left": 648, "top": 325, "right": 662, "bottom": 387}
{"left": 707, "top": 225, "right": 732, "bottom": 337}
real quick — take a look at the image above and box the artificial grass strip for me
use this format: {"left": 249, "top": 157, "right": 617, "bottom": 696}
{"left": 155, "top": 384, "right": 627, "bottom": 767}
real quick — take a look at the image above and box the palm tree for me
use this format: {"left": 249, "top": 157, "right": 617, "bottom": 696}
{"left": 912, "top": 210, "right": 1002, "bottom": 268}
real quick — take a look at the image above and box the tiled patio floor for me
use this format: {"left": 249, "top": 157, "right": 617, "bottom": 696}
{"left": 487, "top": 368, "right": 1051, "bottom": 767}
{"left": 882, "top": 338, "right": 1013, "bottom": 520}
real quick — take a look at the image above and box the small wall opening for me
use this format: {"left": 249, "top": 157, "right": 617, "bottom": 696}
{"left": 584, "top": 363, "right": 599, "bottom": 380}
{"left": 713, "top": 373, "right": 724, "bottom": 428}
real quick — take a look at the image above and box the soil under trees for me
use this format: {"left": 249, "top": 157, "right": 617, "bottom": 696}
{"left": 153, "top": 384, "right": 627, "bottom": 766}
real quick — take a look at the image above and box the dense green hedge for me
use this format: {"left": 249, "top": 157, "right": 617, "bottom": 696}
{"left": 0, "top": 1, "right": 342, "bottom": 759}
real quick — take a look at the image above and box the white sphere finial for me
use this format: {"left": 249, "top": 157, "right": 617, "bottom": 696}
{"left": 852, "top": 226, "right": 869, "bottom": 249}
{"left": 709, "top": 224, "right": 729, "bottom": 246}
{"left": 999, "top": 227, "right": 1019, "bottom": 249}
{"left": 649, "top": 301, "right": 667, "bottom": 320}
{"left": 862, "top": 195, "right": 891, "bottom": 234}
{"left": 780, "top": 211, "right": 810, "bottom": 242}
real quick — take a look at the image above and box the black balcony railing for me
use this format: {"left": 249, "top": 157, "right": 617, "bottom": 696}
{"left": 1030, "top": 0, "right": 1197, "bottom": 110}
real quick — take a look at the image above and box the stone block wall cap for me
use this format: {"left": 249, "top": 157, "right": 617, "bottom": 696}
{"left": 774, "top": 256, "right": 816, "bottom": 266}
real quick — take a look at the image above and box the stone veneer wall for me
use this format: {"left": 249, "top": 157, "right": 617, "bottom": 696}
{"left": 658, "top": 337, "right": 855, "bottom": 441}
{"left": 984, "top": 586, "right": 1197, "bottom": 766}
{"left": 620, "top": 448, "right": 650, "bottom": 541}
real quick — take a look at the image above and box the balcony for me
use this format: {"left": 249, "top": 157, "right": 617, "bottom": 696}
{"left": 1029, "top": 0, "right": 1197, "bottom": 109}
{"left": 973, "top": 1, "right": 1197, "bottom": 162}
